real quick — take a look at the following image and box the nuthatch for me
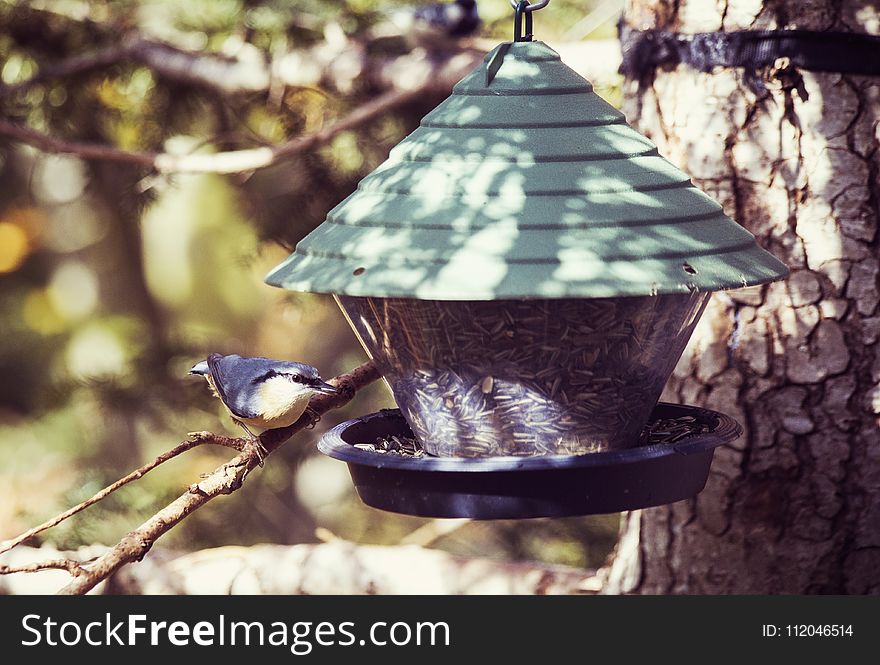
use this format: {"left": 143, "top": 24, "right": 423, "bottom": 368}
{"left": 189, "top": 353, "right": 337, "bottom": 463}
{"left": 411, "top": 0, "right": 481, "bottom": 38}
{"left": 384, "top": 0, "right": 481, "bottom": 44}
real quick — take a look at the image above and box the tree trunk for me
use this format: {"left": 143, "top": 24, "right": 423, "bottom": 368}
{"left": 609, "top": 0, "right": 880, "bottom": 594}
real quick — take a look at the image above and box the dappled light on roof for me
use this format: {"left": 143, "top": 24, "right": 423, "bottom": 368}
{"left": 267, "top": 40, "right": 788, "bottom": 300}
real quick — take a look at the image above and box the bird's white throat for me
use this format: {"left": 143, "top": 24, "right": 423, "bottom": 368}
{"left": 248, "top": 375, "right": 314, "bottom": 428}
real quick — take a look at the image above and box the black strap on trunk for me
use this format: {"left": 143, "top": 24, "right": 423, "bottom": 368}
{"left": 619, "top": 25, "right": 880, "bottom": 80}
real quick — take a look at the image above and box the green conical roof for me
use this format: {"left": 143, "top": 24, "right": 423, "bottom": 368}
{"left": 266, "top": 41, "right": 788, "bottom": 299}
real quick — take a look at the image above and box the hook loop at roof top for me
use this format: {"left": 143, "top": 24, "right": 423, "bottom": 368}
{"left": 509, "top": 0, "right": 550, "bottom": 12}
{"left": 513, "top": 1, "right": 534, "bottom": 42}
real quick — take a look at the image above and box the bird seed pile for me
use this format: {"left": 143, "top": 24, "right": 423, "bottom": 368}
{"left": 356, "top": 414, "right": 715, "bottom": 458}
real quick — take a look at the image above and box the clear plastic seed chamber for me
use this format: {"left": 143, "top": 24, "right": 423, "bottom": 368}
{"left": 265, "top": 18, "right": 788, "bottom": 516}
{"left": 336, "top": 294, "right": 709, "bottom": 456}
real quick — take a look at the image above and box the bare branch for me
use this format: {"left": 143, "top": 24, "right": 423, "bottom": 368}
{"left": 0, "top": 87, "right": 419, "bottom": 174}
{"left": 1, "top": 541, "right": 604, "bottom": 594}
{"left": 0, "top": 30, "right": 620, "bottom": 101}
{"left": 0, "top": 559, "right": 89, "bottom": 577}
{"left": 0, "top": 117, "right": 154, "bottom": 166}
{"left": 113, "top": 541, "right": 603, "bottom": 594}
{"left": 58, "top": 360, "right": 380, "bottom": 595}
{"left": 0, "top": 43, "right": 136, "bottom": 97}
{"left": 0, "top": 433, "right": 246, "bottom": 557}
{"left": 0, "top": 31, "right": 475, "bottom": 99}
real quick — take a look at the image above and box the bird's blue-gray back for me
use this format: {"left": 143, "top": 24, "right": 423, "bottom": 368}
{"left": 206, "top": 354, "right": 319, "bottom": 419}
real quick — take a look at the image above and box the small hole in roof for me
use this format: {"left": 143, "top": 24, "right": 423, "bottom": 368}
{"left": 353, "top": 267, "right": 366, "bottom": 276}
{"left": 682, "top": 262, "right": 697, "bottom": 275}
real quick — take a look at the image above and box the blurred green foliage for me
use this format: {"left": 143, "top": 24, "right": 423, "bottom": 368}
{"left": 0, "top": 0, "right": 621, "bottom": 572}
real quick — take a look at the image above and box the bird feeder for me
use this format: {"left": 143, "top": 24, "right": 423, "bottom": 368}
{"left": 265, "top": 7, "right": 787, "bottom": 517}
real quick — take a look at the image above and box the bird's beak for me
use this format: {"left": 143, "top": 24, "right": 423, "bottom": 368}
{"left": 189, "top": 360, "right": 209, "bottom": 376}
{"left": 314, "top": 380, "right": 337, "bottom": 395}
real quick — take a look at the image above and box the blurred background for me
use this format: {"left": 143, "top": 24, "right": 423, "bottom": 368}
{"left": 0, "top": 0, "right": 623, "bottom": 573}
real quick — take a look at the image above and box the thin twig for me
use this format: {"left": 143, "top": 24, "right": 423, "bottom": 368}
{"left": 0, "top": 87, "right": 420, "bottom": 174}
{"left": 0, "top": 31, "right": 478, "bottom": 100}
{"left": 0, "top": 433, "right": 245, "bottom": 557}
{"left": 0, "top": 559, "right": 90, "bottom": 577}
{"left": 399, "top": 519, "right": 471, "bottom": 547}
{"left": 58, "top": 360, "right": 380, "bottom": 595}
{"left": 0, "top": 43, "right": 135, "bottom": 97}
{"left": 0, "top": 22, "right": 619, "bottom": 105}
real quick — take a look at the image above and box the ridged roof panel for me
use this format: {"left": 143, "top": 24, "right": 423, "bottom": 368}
{"left": 266, "top": 41, "right": 788, "bottom": 299}
{"left": 420, "top": 94, "right": 624, "bottom": 127}
{"left": 359, "top": 156, "right": 691, "bottom": 196}
{"left": 325, "top": 188, "right": 724, "bottom": 229}
{"left": 390, "top": 125, "right": 656, "bottom": 161}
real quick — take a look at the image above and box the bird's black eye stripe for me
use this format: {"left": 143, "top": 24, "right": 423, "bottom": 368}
{"left": 253, "top": 369, "right": 285, "bottom": 384}
{"left": 252, "top": 369, "right": 316, "bottom": 384}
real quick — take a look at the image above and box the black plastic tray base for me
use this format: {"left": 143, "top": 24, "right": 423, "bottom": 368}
{"left": 317, "top": 404, "right": 742, "bottom": 519}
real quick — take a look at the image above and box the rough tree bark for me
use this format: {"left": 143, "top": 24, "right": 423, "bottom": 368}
{"left": 608, "top": 0, "right": 880, "bottom": 594}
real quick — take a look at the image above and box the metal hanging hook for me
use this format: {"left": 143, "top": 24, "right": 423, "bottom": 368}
{"left": 511, "top": 0, "right": 549, "bottom": 42}
{"left": 508, "top": 0, "right": 551, "bottom": 10}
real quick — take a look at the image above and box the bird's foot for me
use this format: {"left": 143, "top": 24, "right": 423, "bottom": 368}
{"left": 235, "top": 420, "right": 269, "bottom": 466}
{"left": 234, "top": 420, "right": 266, "bottom": 466}
{"left": 249, "top": 438, "right": 268, "bottom": 467}
{"left": 304, "top": 408, "right": 321, "bottom": 430}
